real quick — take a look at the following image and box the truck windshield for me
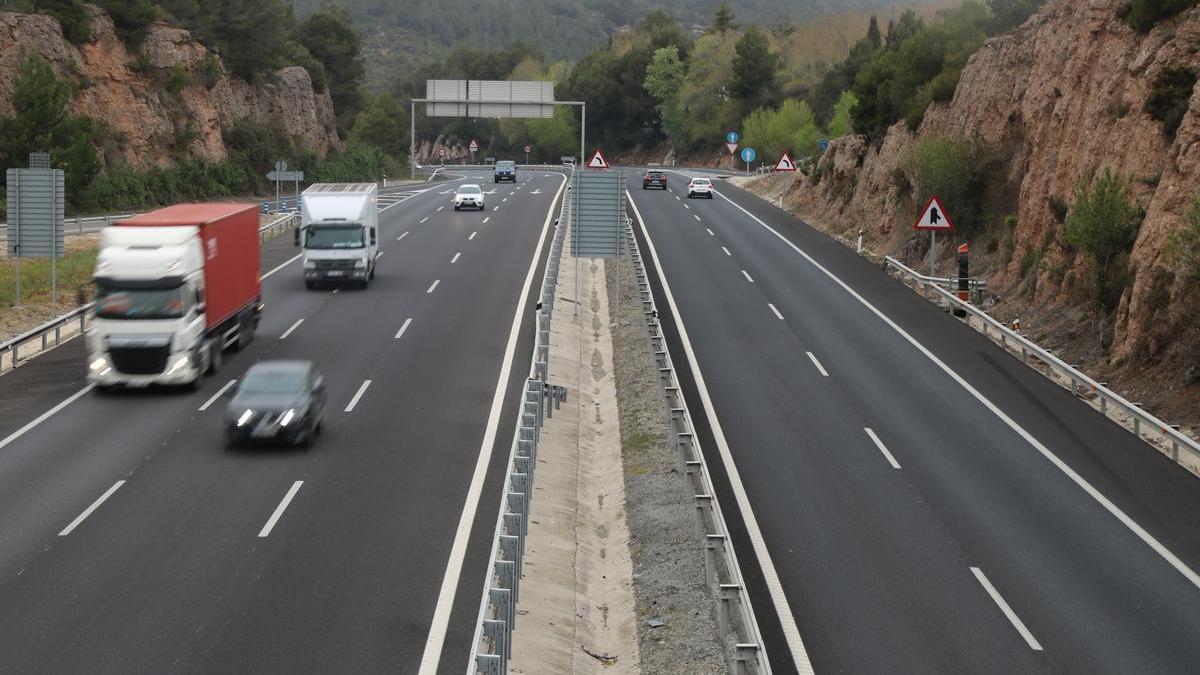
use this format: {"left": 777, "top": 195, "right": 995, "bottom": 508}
{"left": 95, "top": 283, "right": 187, "bottom": 320}
{"left": 306, "top": 225, "right": 364, "bottom": 249}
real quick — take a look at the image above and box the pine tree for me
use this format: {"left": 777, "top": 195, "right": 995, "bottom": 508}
{"left": 711, "top": 2, "right": 736, "bottom": 34}
{"left": 867, "top": 15, "right": 882, "bottom": 49}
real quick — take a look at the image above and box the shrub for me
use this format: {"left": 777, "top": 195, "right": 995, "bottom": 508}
{"left": 1145, "top": 65, "right": 1196, "bottom": 137}
{"left": 1170, "top": 196, "right": 1200, "bottom": 276}
{"left": 165, "top": 65, "right": 188, "bottom": 95}
{"left": 199, "top": 54, "right": 222, "bottom": 90}
{"left": 34, "top": 0, "right": 92, "bottom": 44}
{"left": 899, "top": 135, "right": 996, "bottom": 235}
{"left": 1064, "top": 167, "right": 1145, "bottom": 309}
{"left": 1124, "top": 0, "right": 1200, "bottom": 32}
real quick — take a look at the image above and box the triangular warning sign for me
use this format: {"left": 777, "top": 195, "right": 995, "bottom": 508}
{"left": 774, "top": 152, "right": 797, "bottom": 172}
{"left": 587, "top": 149, "right": 609, "bottom": 169}
{"left": 914, "top": 196, "right": 955, "bottom": 231}
{"left": 468, "top": 139, "right": 479, "bottom": 151}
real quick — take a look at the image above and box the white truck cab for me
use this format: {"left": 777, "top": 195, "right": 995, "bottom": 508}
{"left": 298, "top": 183, "right": 379, "bottom": 289}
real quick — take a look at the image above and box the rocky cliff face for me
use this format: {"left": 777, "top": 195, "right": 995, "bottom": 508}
{"left": 0, "top": 7, "right": 342, "bottom": 169}
{"left": 779, "top": 0, "right": 1200, "bottom": 419}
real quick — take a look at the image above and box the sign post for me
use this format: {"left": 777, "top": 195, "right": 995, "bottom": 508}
{"left": 913, "top": 195, "right": 955, "bottom": 276}
{"left": 438, "top": 147, "right": 447, "bottom": 165}
{"left": 524, "top": 144, "right": 532, "bottom": 164}
{"left": 740, "top": 147, "right": 757, "bottom": 175}
{"left": 266, "top": 168, "right": 305, "bottom": 213}
{"left": 469, "top": 138, "right": 479, "bottom": 164}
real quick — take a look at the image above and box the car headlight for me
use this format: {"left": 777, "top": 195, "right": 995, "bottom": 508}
{"left": 237, "top": 409, "right": 254, "bottom": 427}
{"left": 304, "top": 260, "right": 316, "bottom": 269}
{"left": 354, "top": 259, "right": 367, "bottom": 268}
{"left": 89, "top": 357, "right": 108, "bottom": 372}
{"left": 166, "top": 354, "right": 190, "bottom": 375}
{"left": 279, "top": 409, "right": 296, "bottom": 427}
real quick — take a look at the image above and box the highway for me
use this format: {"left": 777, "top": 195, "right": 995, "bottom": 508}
{"left": 0, "top": 172, "right": 565, "bottom": 673}
{"left": 625, "top": 169, "right": 1200, "bottom": 674}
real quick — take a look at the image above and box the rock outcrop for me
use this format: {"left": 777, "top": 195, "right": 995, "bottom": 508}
{"left": 780, "top": 0, "right": 1200, "bottom": 418}
{"left": 0, "top": 7, "right": 342, "bottom": 169}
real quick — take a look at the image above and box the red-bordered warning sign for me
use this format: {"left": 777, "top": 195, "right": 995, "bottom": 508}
{"left": 774, "top": 152, "right": 797, "bottom": 172}
{"left": 913, "top": 195, "right": 955, "bottom": 231}
{"left": 586, "top": 148, "right": 609, "bottom": 169}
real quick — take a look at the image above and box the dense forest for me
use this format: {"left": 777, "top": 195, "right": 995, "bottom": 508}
{"left": 292, "top": 0, "right": 915, "bottom": 89}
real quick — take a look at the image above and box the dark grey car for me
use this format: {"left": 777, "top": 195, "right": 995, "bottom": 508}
{"left": 225, "top": 361, "right": 326, "bottom": 447}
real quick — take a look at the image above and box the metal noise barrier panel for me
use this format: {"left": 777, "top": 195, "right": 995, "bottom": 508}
{"left": 625, "top": 218, "right": 773, "bottom": 674}
{"left": 468, "top": 176, "right": 571, "bottom": 675}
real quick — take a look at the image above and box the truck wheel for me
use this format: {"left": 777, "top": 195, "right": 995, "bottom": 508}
{"left": 208, "top": 340, "right": 222, "bottom": 374}
{"left": 235, "top": 316, "right": 255, "bottom": 351}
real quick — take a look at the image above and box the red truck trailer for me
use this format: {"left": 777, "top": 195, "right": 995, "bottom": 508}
{"left": 88, "top": 204, "right": 263, "bottom": 388}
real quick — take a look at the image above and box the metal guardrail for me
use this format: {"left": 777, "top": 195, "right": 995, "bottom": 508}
{"left": 1, "top": 213, "right": 298, "bottom": 372}
{"left": 626, "top": 218, "right": 772, "bottom": 673}
{"left": 885, "top": 255, "right": 1200, "bottom": 471}
{"left": 0, "top": 213, "right": 139, "bottom": 241}
{"left": 468, "top": 177, "right": 570, "bottom": 674}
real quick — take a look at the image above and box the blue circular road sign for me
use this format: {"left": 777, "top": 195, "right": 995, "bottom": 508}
{"left": 740, "top": 147, "right": 757, "bottom": 163}
{"left": 819, "top": 139, "right": 830, "bottom": 152}
{"left": 726, "top": 131, "right": 740, "bottom": 144}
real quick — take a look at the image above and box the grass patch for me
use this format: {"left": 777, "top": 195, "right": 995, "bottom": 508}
{"left": 0, "top": 248, "right": 98, "bottom": 309}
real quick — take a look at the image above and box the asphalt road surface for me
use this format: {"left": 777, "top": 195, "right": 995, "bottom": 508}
{"left": 0, "top": 172, "right": 565, "bottom": 673}
{"left": 625, "top": 168, "right": 1200, "bottom": 675}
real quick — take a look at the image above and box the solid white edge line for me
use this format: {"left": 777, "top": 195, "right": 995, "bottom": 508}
{"left": 742, "top": 270, "right": 754, "bottom": 283}
{"left": 59, "top": 480, "right": 125, "bottom": 536}
{"left": 709, "top": 183, "right": 1200, "bottom": 591}
{"left": 418, "top": 172, "right": 567, "bottom": 675}
{"left": 970, "top": 566, "right": 1043, "bottom": 651}
{"left": 395, "top": 318, "right": 413, "bottom": 340}
{"left": 280, "top": 318, "right": 304, "bottom": 340}
{"left": 451, "top": 252, "right": 462, "bottom": 264}
{"left": 344, "top": 379, "right": 372, "bottom": 413}
{"left": 722, "top": 246, "right": 732, "bottom": 256}
{"left": 768, "top": 303, "right": 785, "bottom": 321}
{"left": 0, "top": 384, "right": 95, "bottom": 451}
{"left": 198, "top": 379, "right": 238, "bottom": 412}
{"left": 865, "top": 427, "right": 902, "bottom": 469}
{"left": 426, "top": 279, "right": 440, "bottom": 294}
{"left": 806, "top": 351, "right": 829, "bottom": 377}
{"left": 257, "top": 480, "right": 304, "bottom": 538}
{"left": 628, "top": 192, "right": 815, "bottom": 673}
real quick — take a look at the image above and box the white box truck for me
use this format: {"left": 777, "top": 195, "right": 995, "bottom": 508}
{"left": 297, "top": 183, "right": 379, "bottom": 289}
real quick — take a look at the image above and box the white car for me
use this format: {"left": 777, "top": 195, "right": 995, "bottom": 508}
{"left": 687, "top": 178, "right": 714, "bottom": 199}
{"left": 453, "top": 184, "right": 485, "bottom": 211}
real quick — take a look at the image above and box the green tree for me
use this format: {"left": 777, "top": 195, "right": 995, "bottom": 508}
{"left": 899, "top": 135, "right": 995, "bottom": 235}
{"left": 1170, "top": 196, "right": 1200, "bottom": 277}
{"left": 711, "top": 2, "right": 737, "bottom": 34}
{"left": 644, "top": 46, "right": 687, "bottom": 142}
{"left": 351, "top": 93, "right": 409, "bottom": 158}
{"left": 826, "top": 90, "right": 858, "bottom": 138}
{"left": 298, "top": 3, "right": 365, "bottom": 123}
{"left": 987, "top": 0, "right": 1045, "bottom": 32}
{"left": 32, "top": 0, "right": 92, "bottom": 43}
{"left": 1124, "top": 0, "right": 1200, "bottom": 33}
{"left": 0, "top": 56, "right": 99, "bottom": 206}
{"left": 1065, "top": 167, "right": 1145, "bottom": 308}
{"left": 1144, "top": 65, "right": 1196, "bottom": 137}
{"left": 731, "top": 28, "right": 779, "bottom": 103}
{"left": 866, "top": 15, "right": 882, "bottom": 48}
{"left": 95, "top": 0, "right": 159, "bottom": 46}
{"left": 674, "top": 32, "right": 739, "bottom": 149}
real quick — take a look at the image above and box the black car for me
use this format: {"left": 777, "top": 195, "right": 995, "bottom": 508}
{"left": 643, "top": 170, "right": 667, "bottom": 189}
{"left": 225, "top": 361, "right": 326, "bottom": 447}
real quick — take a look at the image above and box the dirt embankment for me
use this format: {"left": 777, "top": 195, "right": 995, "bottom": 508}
{"left": 765, "top": 0, "right": 1200, "bottom": 431}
